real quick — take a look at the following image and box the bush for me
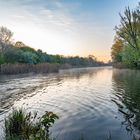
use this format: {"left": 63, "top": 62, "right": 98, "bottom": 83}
{"left": 3, "top": 47, "right": 23, "bottom": 64}
{"left": 121, "top": 45, "right": 140, "bottom": 68}
{"left": 0, "top": 53, "right": 5, "bottom": 64}
{"left": 5, "top": 109, "right": 58, "bottom": 140}
{"left": 21, "top": 51, "right": 39, "bottom": 64}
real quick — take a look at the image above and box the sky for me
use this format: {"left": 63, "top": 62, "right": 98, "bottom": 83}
{"left": 0, "top": 0, "right": 139, "bottom": 62}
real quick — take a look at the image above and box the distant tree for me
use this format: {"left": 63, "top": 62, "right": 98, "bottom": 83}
{"left": 88, "top": 55, "right": 96, "bottom": 65}
{"left": 19, "top": 46, "right": 36, "bottom": 53}
{"left": 3, "top": 47, "right": 23, "bottom": 63}
{"left": 22, "top": 51, "right": 38, "bottom": 64}
{"left": 0, "top": 26, "right": 104, "bottom": 67}
{"left": 111, "top": 38, "right": 123, "bottom": 62}
{"left": 0, "top": 26, "right": 13, "bottom": 52}
{"left": 15, "top": 41, "right": 25, "bottom": 48}
{"left": 88, "top": 55, "right": 96, "bottom": 61}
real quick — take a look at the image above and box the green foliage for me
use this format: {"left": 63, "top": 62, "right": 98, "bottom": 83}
{"left": 0, "top": 25, "right": 105, "bottom": 67}
{"left": 21, "top": 51, "right": 39, "bottom": 64}
{"left": 0, "top": 53, "right": 5, "bottom": 64}
{"left": 20, "top": 46, "right": 36, "bottom": 53}
{"left": 3, "top": 47, "right": 23, "bottom": 64}
{"left": 112, "top": 2, "right": 140, "bottom": 68}
{"left": 5, "top": 109, "right": 58, "bottom": 140}
{"left": 115, "top": 6, "right": 140, "bottom": 49}
{"left": 1, "top": 44, "right": 102, "bottom": 67}
{"left": 121, "top": 45, "right": 140, "bottom": 68}
{"left": 111, "top": 39, "right": 123, "bottom": 62}
{"left": 3, "top": 47, "right": 39, "bottom": 64}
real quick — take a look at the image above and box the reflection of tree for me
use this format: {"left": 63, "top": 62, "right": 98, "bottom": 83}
{"left": 0, "top": 68, "right": 103, "bottom": 114}
{"left": 112, "top": 69, "right": 140, "bottom": 131}
{"left": 60, "top": 68, "right": 101, "bottom": 80}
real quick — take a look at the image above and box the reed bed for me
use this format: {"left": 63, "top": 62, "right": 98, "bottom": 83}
{"left": 0, "top": 63, "right": 59, "bottom": 75}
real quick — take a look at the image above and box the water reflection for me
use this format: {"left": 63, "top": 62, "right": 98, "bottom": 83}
{"left": 0, "top": 68, "right": 103, "bottom": 114}
{"left": 112, "top": 69, "right": 140, "bottom": 134}
{"left": 0, "top": 67, "right": 139, "bottom": 140}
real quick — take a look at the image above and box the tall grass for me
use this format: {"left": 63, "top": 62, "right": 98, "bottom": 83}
{"left": 0, "top": 63, "right": 59, "bottom": 75}
{"left": 5, "top": 109, "right": 59, "bottom": 140}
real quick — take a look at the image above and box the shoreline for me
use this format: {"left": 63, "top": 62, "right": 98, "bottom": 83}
{"left": 113, "top": 62, "right": 140, "bottom": 70}
{"left": 0, "top": 63, "right": 110, "bottom": 75}
{"left": 0, "top": 63, "right": 60, "bottom": 75}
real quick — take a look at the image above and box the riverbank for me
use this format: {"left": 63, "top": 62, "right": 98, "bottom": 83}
{"left": 113, "top": 62, "right": 140, "bottom": 70}
{"left": 0, "top": 63, "right": 60, "bottom": 75}
{"left": 0, "top": 63, "right": 109, "bottom": 75}
{"left": 112, "top": 62, "right": 128, "bottom": 69}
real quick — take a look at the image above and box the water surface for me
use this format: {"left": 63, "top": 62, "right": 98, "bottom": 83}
{"left": 0, "top": 67, "right": 140, "bottom": 140}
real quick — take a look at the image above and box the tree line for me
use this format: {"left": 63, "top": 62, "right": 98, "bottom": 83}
{"left": 111, "top": 2, "right": 140, "bottom": 68}
{"left": 0, "top": 26, "right": 105, "bottom": 68}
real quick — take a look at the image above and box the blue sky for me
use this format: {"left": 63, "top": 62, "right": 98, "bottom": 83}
{"left": 0, "top": 0, "right": 139, "bottom": 61}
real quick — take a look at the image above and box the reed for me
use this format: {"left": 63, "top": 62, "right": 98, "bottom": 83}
{"left": 0, "top": 63, "right": 59, "bottom": 75}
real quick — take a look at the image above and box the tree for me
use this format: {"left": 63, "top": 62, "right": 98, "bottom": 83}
{"left": 112, "top": 2, "right": 140, "bottom": 68}
{"left": 22, "top": 51, "right": 38, "bottom": 64}
{"left": 15, "top": 41, "right": 25, "bottom": 48}
{"left": 0, "top": 26, "right": 13, "bottom": 52}
{"left": 115, "top": 6, "right": 140, "bottom": 50}
{"left": 3, "top": 47, "right": 23, "bottom": 63}
{"left": 111, "top": 38, "right": 123, "bottom": 62}
{"left": 0, "top": 53, "right": 4, "bottom": 64}
{"left": 121, "top": 45, "right": 140, "bottom": 67}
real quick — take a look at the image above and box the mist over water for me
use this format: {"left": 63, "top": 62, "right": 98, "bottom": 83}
{"left": 0, "top": 67, "right": 140, "bottom": 140}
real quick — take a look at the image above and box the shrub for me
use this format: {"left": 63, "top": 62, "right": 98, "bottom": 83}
{"left": 121, "top": 45, "right": 140, "bottom": 68}
{"left": 5, "top": 109, "right": 58, "bottom": 140}
{"left": 0, "top": 53, "right": 5, "bottom": 64}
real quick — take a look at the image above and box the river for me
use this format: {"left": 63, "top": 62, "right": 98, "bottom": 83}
{"left": 0, "top": 67, "right": 140, "bottom": 140}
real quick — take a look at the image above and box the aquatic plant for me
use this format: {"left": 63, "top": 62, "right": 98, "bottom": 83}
{"left": 4, "top": 109, "right": 138, "bottom": 140}
{"left": 5, "top": 109, "right": 58, "bottom": 140}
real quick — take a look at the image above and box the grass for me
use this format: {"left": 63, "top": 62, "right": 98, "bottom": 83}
{"left": 5, "top": 109, "right": 59, "bottom": 140}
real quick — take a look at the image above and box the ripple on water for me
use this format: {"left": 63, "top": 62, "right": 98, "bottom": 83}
{"left": 0, "top": 67, "right": 136, "bottom": 140}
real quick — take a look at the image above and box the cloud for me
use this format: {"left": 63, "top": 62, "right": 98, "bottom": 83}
{"left": 3, "top": 0, "right": 78, "bottom": 34}
{"left": 0, "top": 0, "right": 92, "bottom": 35}
{"left": 0, "top": 0, "right": 116, "bottom": 61}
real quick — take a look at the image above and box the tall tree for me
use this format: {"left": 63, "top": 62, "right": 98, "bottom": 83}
{"left": 115, "top": 5, "right": 140, "bottom": 50}
{"left": 0, "top": 26, "right": 13, "bottom": 52}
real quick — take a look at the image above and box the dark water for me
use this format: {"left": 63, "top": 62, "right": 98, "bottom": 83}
{"left": 0, "top": 67, "right": 140, "bottom": 140}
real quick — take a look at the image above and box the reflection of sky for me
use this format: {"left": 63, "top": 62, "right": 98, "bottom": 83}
{"left": 0, "top": 0, "right": 139, "bottom": 62}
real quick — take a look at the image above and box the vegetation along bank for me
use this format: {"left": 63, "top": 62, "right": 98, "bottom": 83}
{"left": 0, "top": 26, "right": 107, "bottom": 75}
